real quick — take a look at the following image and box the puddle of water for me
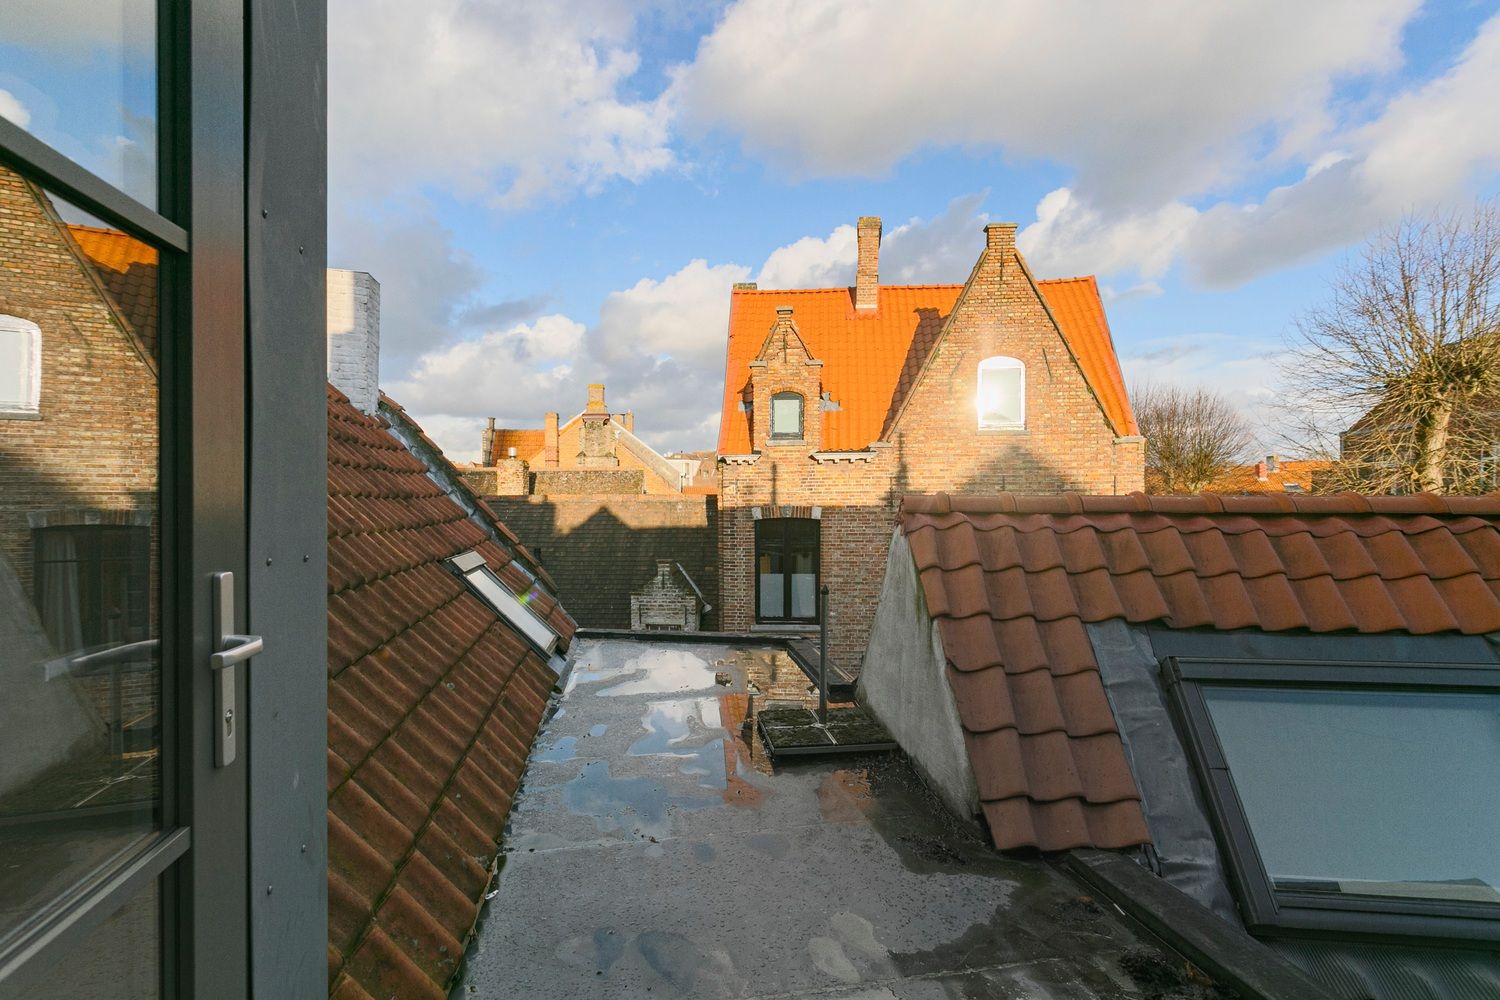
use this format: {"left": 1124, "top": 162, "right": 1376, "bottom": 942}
{"left": 560, "top": 760, "right": 719, "bottom": 840}
{"left": 568, "top": 647, "right": 722, "bottom": 698}
{"left": 535, "top": 735, "right": 577, "bottom": 764}
{"left": 588, "top": 724, "right": 608, "bottom": 738}
{"left": 628, "top": 698, "right": 721, "bottom": 757}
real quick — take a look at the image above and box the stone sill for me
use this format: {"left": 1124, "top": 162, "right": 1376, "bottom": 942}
{"left": 750, "top": 623, "right": 820, "bottom": 634}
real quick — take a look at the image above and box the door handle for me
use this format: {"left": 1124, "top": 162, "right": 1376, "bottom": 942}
{"left": 212, "top": 572, "right": 264, "bottom": 767}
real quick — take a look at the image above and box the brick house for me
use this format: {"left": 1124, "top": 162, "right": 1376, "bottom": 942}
{"left": 475, "top": 383, "right": 683, "bottom": 496}
{"left": 717, "top": 216, "right": 1141, "bottom": 669}
{"left": 0, "top": 165, "right": 162, "bottom": 794}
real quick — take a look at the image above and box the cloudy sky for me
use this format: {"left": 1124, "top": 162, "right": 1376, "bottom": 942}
{"left": 6, "top": 1, "right": 1499, "bottom": 460}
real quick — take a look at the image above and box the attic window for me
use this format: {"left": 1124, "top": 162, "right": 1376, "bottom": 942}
{"left": 770, "top": 392, "right": 803, "bottom": 440}
{"left": 1165, "top": 656, "right": 1500, "bottom": 942}
{"left": 0, "top": 315, "right": 41, "bottom": 418}
{"left": 977, "top": 356, "right": 1024, "bottom": 429}
{"left": 446, "top": 550, "right": 560, "bottom": 656}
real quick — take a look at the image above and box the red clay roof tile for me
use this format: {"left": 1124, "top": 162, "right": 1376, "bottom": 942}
{"left": 900, "top": 490, "right": 1500, "bottom": 853}
{"left": 326, "top": 386, "right": 570, "bottom": 999}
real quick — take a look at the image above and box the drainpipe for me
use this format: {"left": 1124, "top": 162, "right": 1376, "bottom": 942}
{"left": 818, "top": 584, "right": 829, "bottom": 726}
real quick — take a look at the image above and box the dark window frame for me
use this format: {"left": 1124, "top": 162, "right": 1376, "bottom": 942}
{"left": 754, "top": 518, "right": 819, "bottom": 624}
{"left": 33, "top": 524, "right": 152, "bottom": 651}
{"left": 1162, "top": 655, "right": 1500, "bottom": 945}
{"left": 768, "top": 391, "right": 804, "bottom": 441}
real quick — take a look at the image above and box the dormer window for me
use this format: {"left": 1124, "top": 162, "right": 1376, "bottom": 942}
{"left": 977, "top": 356, "right": 1024, "bottom": 429}
{"left": 770, "top": 392, "right": 803, "bottom": 440}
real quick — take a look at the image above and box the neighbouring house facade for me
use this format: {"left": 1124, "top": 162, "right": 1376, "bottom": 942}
{"left": 462, "top": 384, "right": 718, "bottom": 631}
{"left": 1338, "top": 388, "right": 1500, "bottom": 495}
{"left": 472, "top": 384, "right": 682, "bottom": 497}
{"left": 717, "top": 216, "right": 1142, "bottom": 669}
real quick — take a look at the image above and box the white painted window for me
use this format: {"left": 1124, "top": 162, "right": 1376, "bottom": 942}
{"left": 976, "top": 356, "right": 1024, "bottom": 429}
{"left": 0, "top": 315, "right": 41, "bottom": 417}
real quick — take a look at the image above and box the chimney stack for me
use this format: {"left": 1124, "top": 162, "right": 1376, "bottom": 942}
{"left": 1266, "top": 454, "right": 1280, "bottom": 473}
{"left": 482, "top": 417, "right": 496, "bottom": 465}
{"left": 985, "top": 222, "right": 1017, "bottom": 256}
{"left": 1255, "top": 461, "right": 1268, "bottom": 482}
{"left": 587, "top": 383, "right": 607, "bottom": 413}
{"left": 621, "top": 410, "right": 634, "bottom": 433}
{"left": 855, "top": 216, "right": 881, "bottom": 311}
{"left": 544, "top": 412, "right": 559, "bottom": 468}
{"left": 326, "top": 269, "right": 381, "bottom": 414}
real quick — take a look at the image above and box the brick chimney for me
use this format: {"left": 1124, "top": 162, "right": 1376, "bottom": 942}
{"left": 543, "top": 412, "right": 559, "bottom": 468}
{"left": 482, "top": 416, "right": 496, "bottom": 465}
{"left": 1255, "top": 460, "right": 1268, "bottom": 482}
{"left": 855, "top": 216, "right": 881, "bottom": 311}
{"left": 985, "top": 222, "right": 1017, "bottom": 256}
{"left": 1266, "top": 453, "right": 1280, "bottom": 473}
{"left": 619, "top": 410, "right": 634, "bottom": 433}
{"left": 587, "top": 383, "right": 607, "bottom": 413}
{"left": 326, "top": 269, "right": 380, "bottom": 414}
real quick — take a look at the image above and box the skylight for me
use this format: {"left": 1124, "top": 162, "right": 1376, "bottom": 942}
{"left": 446, "top": 550, "right": 560, "bottom": 656}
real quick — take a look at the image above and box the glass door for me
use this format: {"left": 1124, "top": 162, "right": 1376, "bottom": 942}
{"left": 0, "top": 0, "right": 253, "bottom": 994}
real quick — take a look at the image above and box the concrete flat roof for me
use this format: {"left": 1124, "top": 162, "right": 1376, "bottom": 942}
{"left": 457, "top": 637, "right": 1197, "bottom": 999}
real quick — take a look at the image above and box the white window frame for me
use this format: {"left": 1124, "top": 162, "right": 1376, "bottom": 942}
{"left": 976, "top": 355, "right": 1024, "bottom": 430}
{"left": 447, "top": 550, "right": 560, "bottom": 656}
{"left": 0, "top": 315, "right": 41, "bottom": 418}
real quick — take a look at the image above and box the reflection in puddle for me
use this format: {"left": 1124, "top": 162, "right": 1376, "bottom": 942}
{"left": 570, "top": 648, "right": 720, "bottom": 698}
{"left": 629, "top": 699, "right": 721, "bottom": 757}
{"left": 560, "top": 760, "right": 718, "bottom": 840}
{"left": 535, "top": 736, "right": 577, "bottom": 764}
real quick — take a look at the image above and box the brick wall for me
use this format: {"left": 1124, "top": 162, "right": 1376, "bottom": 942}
{"left": 326, "top": 269, "right": 380, "bottom": 415}
{"left": 720, "top": 226, "right": 1144, "bottom": 671}
{"left": 529, "top": 468, "right": 643, "bottom": 495}
{"left": 0, "top": 167, "right": 160, "bottom": 607}
{"left": 488, "top": 494, "right": 718, "bottom": 630}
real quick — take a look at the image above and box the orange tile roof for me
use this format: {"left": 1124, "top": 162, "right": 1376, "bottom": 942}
{"left": 66, "top": 223, "right": 159, "bottom": 359}
{"left": 718, "top": 276, "right": 1135, "bottom": 454}
{"left": 719, "top": 285, "right": 960, "bottom": 453}
{"left": 1035, "top": 277, "right": 1138, "bottom": 436}
{"left": 1206, "top": 460, "right": 1332, "bottom": 494}
{"left": 489, "top": 429, "right": 544, "bottom": 461}
{"left": 899, "top": 490, "right": 1500, "bottom": 851}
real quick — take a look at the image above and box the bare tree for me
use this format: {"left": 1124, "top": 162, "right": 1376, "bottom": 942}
{"left": 1135, "top": 383, "right": 1253, "bottom": 494}
{"left": 1281, "top": 202, "right": 1500, "bottom": 495}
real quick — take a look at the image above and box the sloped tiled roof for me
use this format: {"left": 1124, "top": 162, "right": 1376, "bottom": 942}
{"left": 326, "top": 385, "right": 574, "bottom": 1000}
{"left": 1206, "top": 460, "right": 1333, "bottom": 494}
{"left": 898, "top": 491, "right": 1500, "bottom": 853}
{"left": 1035, "top": 277, "right": 1138, "bottom": 437}
{"left": 718, "top": 276, "right": 1134, "bottom": 454}
{"left": 488, "top": 429, "right": 544, "bottom": 461}
{"left": 65, "top": 223, "right": 160, "bottom": 359}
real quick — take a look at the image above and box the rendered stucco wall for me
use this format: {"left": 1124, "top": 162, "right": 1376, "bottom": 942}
{"left": 857, "top": 528, "right": 977, "bottom": 818}
{"left": 326, "top": 268, "right": 380, "bottom": 415}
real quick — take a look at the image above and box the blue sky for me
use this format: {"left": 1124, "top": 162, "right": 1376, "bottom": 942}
{"left": 5, "top": 1, "right": 1499, "bottom": 460}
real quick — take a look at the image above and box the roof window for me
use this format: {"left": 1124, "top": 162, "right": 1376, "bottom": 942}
{"left": 446, "top": 550, "right": 560, "bottom": 656}
{"left": 1165, "top": 656, "right": 1500, "bottom": 943}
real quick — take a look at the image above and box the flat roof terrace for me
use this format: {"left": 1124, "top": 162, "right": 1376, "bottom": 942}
{"left": 457, "top": 638, "right": 1216, "bottom": 999}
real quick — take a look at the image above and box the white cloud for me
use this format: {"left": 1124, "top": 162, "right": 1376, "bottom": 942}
{"left": 673, "top": 0, "right": 1415, "bottom": 207}
{"left": 755, "top": 225, "right": 855, "bottom": 289}
{"left": 1185, "top": 11, "right": 1500, "bottom": 286}
{"left": 596, "top": 258, "right": 750, "bottom": 366}
{"left": 0, "top": 89, "right": 30, "bottom": 129}
{"left": 1019, "top": 188, "right": 1197, "bottom": 280}
{"left": 330, "top": 0, "right": 674, "bottom": 207}
{"left": 1121, "top": 334, "right": 1293, "bottom": 453}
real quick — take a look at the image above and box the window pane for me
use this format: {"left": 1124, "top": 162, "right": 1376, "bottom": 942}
{"left": 0, "top": 1, "right": 158, "bottom": 208}
{"left": 757, "top": 535, "right": 784, "bottom": 618}
{"left": 13, "top": 878, "right": 160, "bottom": 998}
{"left": 978, "top": 366, "right": 1022, "bottom": 427}
{"left": 771, "top": 395, "right": 801, "bottom": 437}
{"left": 0, "top": 173, "right": 161, "bottom": 947}
{"left": 1204, "top": 686, "right": 1500, "bottom": 903}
